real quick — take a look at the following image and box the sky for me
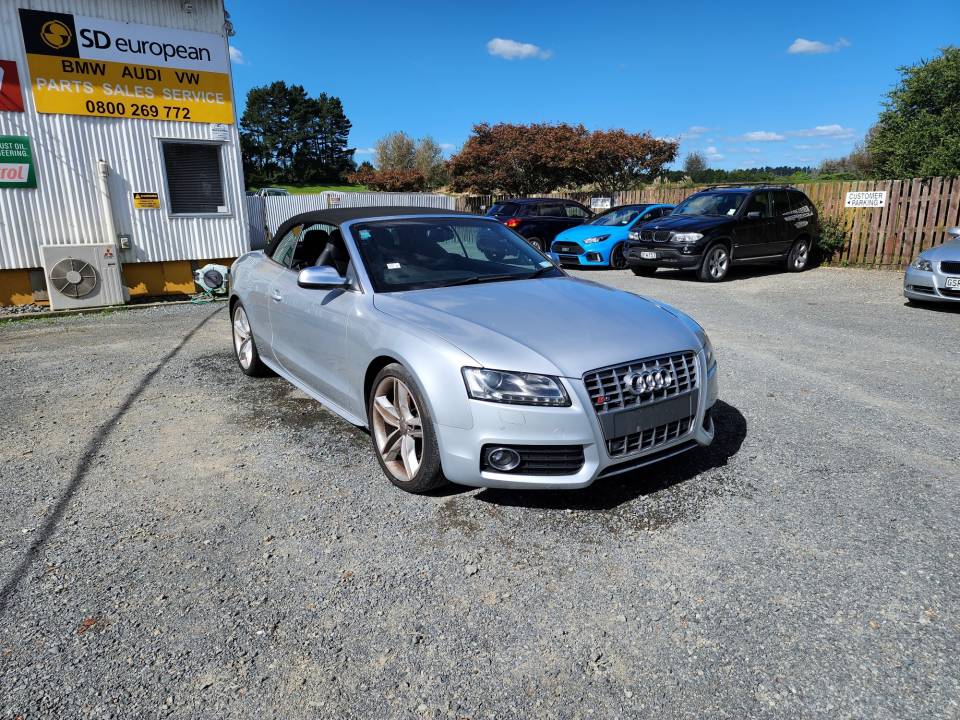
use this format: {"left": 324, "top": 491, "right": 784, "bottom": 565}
{"left": 226, "top": 0, "right": 960, "bottom": 171}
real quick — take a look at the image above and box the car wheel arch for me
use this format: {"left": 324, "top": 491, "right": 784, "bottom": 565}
{"left": 364, "top": 354, "right": 402, "bottom": 418}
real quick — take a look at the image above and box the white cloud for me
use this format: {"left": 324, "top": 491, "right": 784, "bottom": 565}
{"left": 229, "top": 45, "right": 245, "bottom": 64}
{"left": 704, "top": 146, "right": 725, "bottom": 161}
{"left": 741, "top": 131, "right": 786, "bottom": 142}
{"left": 788, "top": 37, "right": 850, "bottom": 55}
{"left": 355, "top": 147, "right": 375, "bottom": 155}
{"left": 789, "top": 124, "right": 855, "bottom": 139}
{"left": 794, "top": 142, "right": 831, "bottom": 150}
{"left": 487, "top": 38, "right": 552, "bottom": 61}
{"left": 732, "top": 147, "right": 763, "bottom": 154}
{"left": 682, "top": 125, "right": 711, "bottom": 139}
{"left": 439, "top": 142, "right": 455, "bottom": 151}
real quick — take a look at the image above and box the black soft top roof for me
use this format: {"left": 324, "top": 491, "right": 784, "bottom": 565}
{"left": 268, "top": 206, "right": 475, "bottom": 255}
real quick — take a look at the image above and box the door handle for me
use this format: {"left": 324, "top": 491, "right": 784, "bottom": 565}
{"left": 270, "top": 290, "right": 283, "bottom": 302}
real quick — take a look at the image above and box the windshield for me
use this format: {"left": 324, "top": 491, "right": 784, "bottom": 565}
{"left": 672, "top": 192, "right": 747, "bottom": 217}
{"left": 588, "top": 205, "right": 650, "bottom": 227}
{"left": 351, "top": 218, "right": 562, "bottom": 292}
{"left": 486, "top": 202, "right": 520, "bottom": 216}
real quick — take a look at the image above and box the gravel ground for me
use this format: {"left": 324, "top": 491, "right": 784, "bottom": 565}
{"left": 0, "top": 266, "right": 957, "bottom": 719}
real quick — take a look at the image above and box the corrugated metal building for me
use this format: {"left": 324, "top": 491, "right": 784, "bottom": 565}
{"left": 0, "top": 0, "right": 246, "bottom": 305}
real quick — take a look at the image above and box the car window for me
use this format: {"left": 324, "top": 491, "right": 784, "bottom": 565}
{"left": 487, "top": 202, "right": 520, "bottom": 216}
{"left": 789, "top": 191, "right": 812, "bottom": 212}
{"left": 673, "top": 192, "right": 747, "bottom": 217}
{"left": 590, "top": 206, "right": 645, "bottom": 227}
{"left": 565, "top": 204, "right": 590, "bottom": 218}
{"left": 745, "top": 192, "right": 773, "bottom": 218}
{"left": 538, "top": 203, "right": 565, "bottom": 217}
{"left": 351, "top": 218, "right": 560, "bottom": 292}
{"left": 772, "top": 190, "right": 791, "bottom": 217}
{"left": 271, "top": 225, "right": 302, "bottom": 268}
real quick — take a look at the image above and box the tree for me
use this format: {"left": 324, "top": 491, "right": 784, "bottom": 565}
{"left": 413, "top": 136, "right": 448, "bottom": 188}
{"left": 374, "top": 131, "right": 417, "bottom": 171}
{"left": 448, "top": 123, "right": 677, "bottom": 194}
{"left": 576, "top": 129, "right": 678, "bottom": 192}
{"left": 347, "top": 166, "right": 426, "bottom": 191}
{"left": 684, "top": 151, "right": 708, "bottom": 176}
{"left": 868, "top": 46, "right": 960, "bottom": 178}
{"left": 240, "top": 81, "right": 354, "bottom": 185}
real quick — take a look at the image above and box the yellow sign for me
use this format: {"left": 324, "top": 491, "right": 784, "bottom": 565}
{"left": 18, "top": 9, "right": 234, "bottom": 124}
{"left": 133, "top": 191, "right": 160, "bottom": 209}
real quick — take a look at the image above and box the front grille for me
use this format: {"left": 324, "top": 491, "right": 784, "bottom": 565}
{"left": 584, "top": 351, "right": 699, "bottom": 458}
{"left": 606, "top": 418, "right": 693, "bottom": 458}
{"left": 640, "top": 230, "right": 672, "bottom": 243}
{"left": 480, "top": 444, "right": 585, "bottom": 476}
{"left": 940, "top": 261, "right": 960, "bottom": 274}
{"left": 940, "top": 287, "right": 960, "bottom": 298}
{"left": 584, "top": 351, "right": 698, "bottom": 413}
{"left": 552, "top": 242, "right": 584, "bottom": 255}
{"left": 558, "top": 254, "right": 581, "bottom": 264}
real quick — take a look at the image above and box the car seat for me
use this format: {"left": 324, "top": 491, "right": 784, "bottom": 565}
{"left": 291, "top": 228, "right": 329, "bottom": 270}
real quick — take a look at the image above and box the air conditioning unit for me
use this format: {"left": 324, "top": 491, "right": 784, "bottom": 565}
{"left": 40, "top": 244, "right": 128, "bottom": 311}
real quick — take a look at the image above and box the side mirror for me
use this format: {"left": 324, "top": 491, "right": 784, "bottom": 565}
{"left": 746, "top": 211, "right": 762, "bottom": 220}
{"left": 297, "top": 265, "right": 348, "bottom": 289}
{"left": 948, "top": 227, "right": 960, "bottom": 238}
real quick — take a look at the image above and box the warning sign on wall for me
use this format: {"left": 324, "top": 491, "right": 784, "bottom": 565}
{"left": 18, "top": 8, "right": 234, "bottom": 124}
{"left": 133, "top": 192, "right": 160, "bottom": 209}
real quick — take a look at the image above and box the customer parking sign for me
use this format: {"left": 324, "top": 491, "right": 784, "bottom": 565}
{"left": 0, "top": 136, "right": 37, "bottom": 188}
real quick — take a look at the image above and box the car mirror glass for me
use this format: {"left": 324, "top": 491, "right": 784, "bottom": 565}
{"left": 298, "top": 265, "right": 348, "bottom": 289}
{"left": 746, "top": 211, "right": 762, "bottom": 220}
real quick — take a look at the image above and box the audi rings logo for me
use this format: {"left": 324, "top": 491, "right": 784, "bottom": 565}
{"left": 624, "top": 366, "right": 674, "bottom": 395}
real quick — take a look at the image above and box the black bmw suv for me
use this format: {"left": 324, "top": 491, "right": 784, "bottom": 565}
{"left": 625, "top": 185, "right": 819, "bottom": 281}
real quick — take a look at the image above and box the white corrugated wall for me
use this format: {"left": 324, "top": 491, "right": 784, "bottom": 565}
{"left": 0, "top": 0, "right": 248, "bottom": 270}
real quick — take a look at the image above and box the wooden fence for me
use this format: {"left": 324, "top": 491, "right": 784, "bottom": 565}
{"left": 454, "top": 176, "right": 960, "bottom": 268}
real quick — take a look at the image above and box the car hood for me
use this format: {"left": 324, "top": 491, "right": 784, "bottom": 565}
{"left": 555, "top": 224, "right": 630, "bottom": 243}
{"left": 637, "top": 214, "right": 733, "bottom": 233}
{"left": 921, "top": 237, "right": 960, "bottom": 261}
{"left": 373, "top": 277, "right": 702, "bottom": 378}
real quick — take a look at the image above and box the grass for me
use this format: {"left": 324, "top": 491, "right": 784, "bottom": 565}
{"left": 251, "top": 184, "right": 369, "bottom": 195}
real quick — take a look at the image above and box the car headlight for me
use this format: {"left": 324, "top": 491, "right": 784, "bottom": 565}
{"left": 703, "top": 335, "right": 716, "bottom": 369}
{"left": 628, "top": 230, "right": 640, "bottom": 241}
{"left": 672, "top": 232, "right": 703, "bottom": 243}
{"left": 913, "top": 257, "right": 933, "bottom": 272}
{"left": 582, "top": 234, "right": 610, "bottom": 245}
{"left": 462, "top": 367, "right": 570, "bottom": 406}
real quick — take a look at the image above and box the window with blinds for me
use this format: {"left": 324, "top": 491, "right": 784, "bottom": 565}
{"left": 161, "top": 142, "right": 226, "bottom": 215}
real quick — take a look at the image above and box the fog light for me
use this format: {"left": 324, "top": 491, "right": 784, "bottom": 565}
{"left": 487, "top": 447, "right": 521, "bottom": 472}
{"left": 587, "top": 252, "right": 602, "bottom": 262}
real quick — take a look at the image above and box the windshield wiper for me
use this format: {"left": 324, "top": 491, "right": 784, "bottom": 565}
{"left": 443, "top": 273, "right": 521, "bottom": 287}
{"left": 524, "top": 265, "right": 557, "bottom": 279}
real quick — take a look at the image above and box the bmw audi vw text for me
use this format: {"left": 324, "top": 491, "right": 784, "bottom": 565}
{"left": 229, "top": 207, "right": 719, "bottom": 493}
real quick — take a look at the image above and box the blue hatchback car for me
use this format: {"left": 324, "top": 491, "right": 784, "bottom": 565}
{"left": 549, "top": 204, "right": 675, "bottom": 269}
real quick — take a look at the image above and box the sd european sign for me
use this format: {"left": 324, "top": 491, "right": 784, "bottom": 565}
{"left": 17, "top": 8, "right": 234, "bottom": 124}
{"left": 0, "top": 136, "right": 37, "bottom": 189}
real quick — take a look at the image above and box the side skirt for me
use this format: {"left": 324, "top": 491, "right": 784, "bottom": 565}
{"left": 259, "top": 355, "right": 368, "bottom": 428}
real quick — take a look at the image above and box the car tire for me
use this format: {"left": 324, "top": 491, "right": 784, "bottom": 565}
{"left": 630, "top": 265, "right": 658, "bottom": 277}
{"left": 231, "top": 301, "right": 271, "bottom": 377}
{"left": 786, "top": 238, "right": 810, "bottom": 272}
{"left": 368, "top": 363, "right": 446, "bottom": 494}
{"left": 610, "top": 243, "right": 629, "bottom": 270}
{"left": 527, "top": 237, "right": 544, "bottom": 252}
{"left": 698, "top": 243, "right": 730, "bottom": 282}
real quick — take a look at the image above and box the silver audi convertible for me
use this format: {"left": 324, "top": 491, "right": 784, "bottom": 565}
{"left": 230, "top": 207, "right": 719, "bottom": 493}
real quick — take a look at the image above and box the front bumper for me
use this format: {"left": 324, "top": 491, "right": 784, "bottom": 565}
{"left": 435, "top": 350, "right": 719, "bottom": 489}
{"left": 548, "top": 245, "right": 612, "bottom": 267}
{"left": 904, "top": 265, "right": 960, "bottom": 302}
{"left": 624, "top": 243, "right": 702, "bottom": 269}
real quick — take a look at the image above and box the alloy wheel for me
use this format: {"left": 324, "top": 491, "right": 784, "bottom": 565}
{"left": 793, "top": 241, "right": 809, "bottom": 270}
{"left": 371, "top": 376, "right": 423, "bottom": 482}
{"left": 611, "top": 244, "right": 628, "bottom": 269}
{"left": 708, "top": 246, "right": 729, "bottom": 280}
{"left": 233, "top": 306, "right": 253, "bottom": 369}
